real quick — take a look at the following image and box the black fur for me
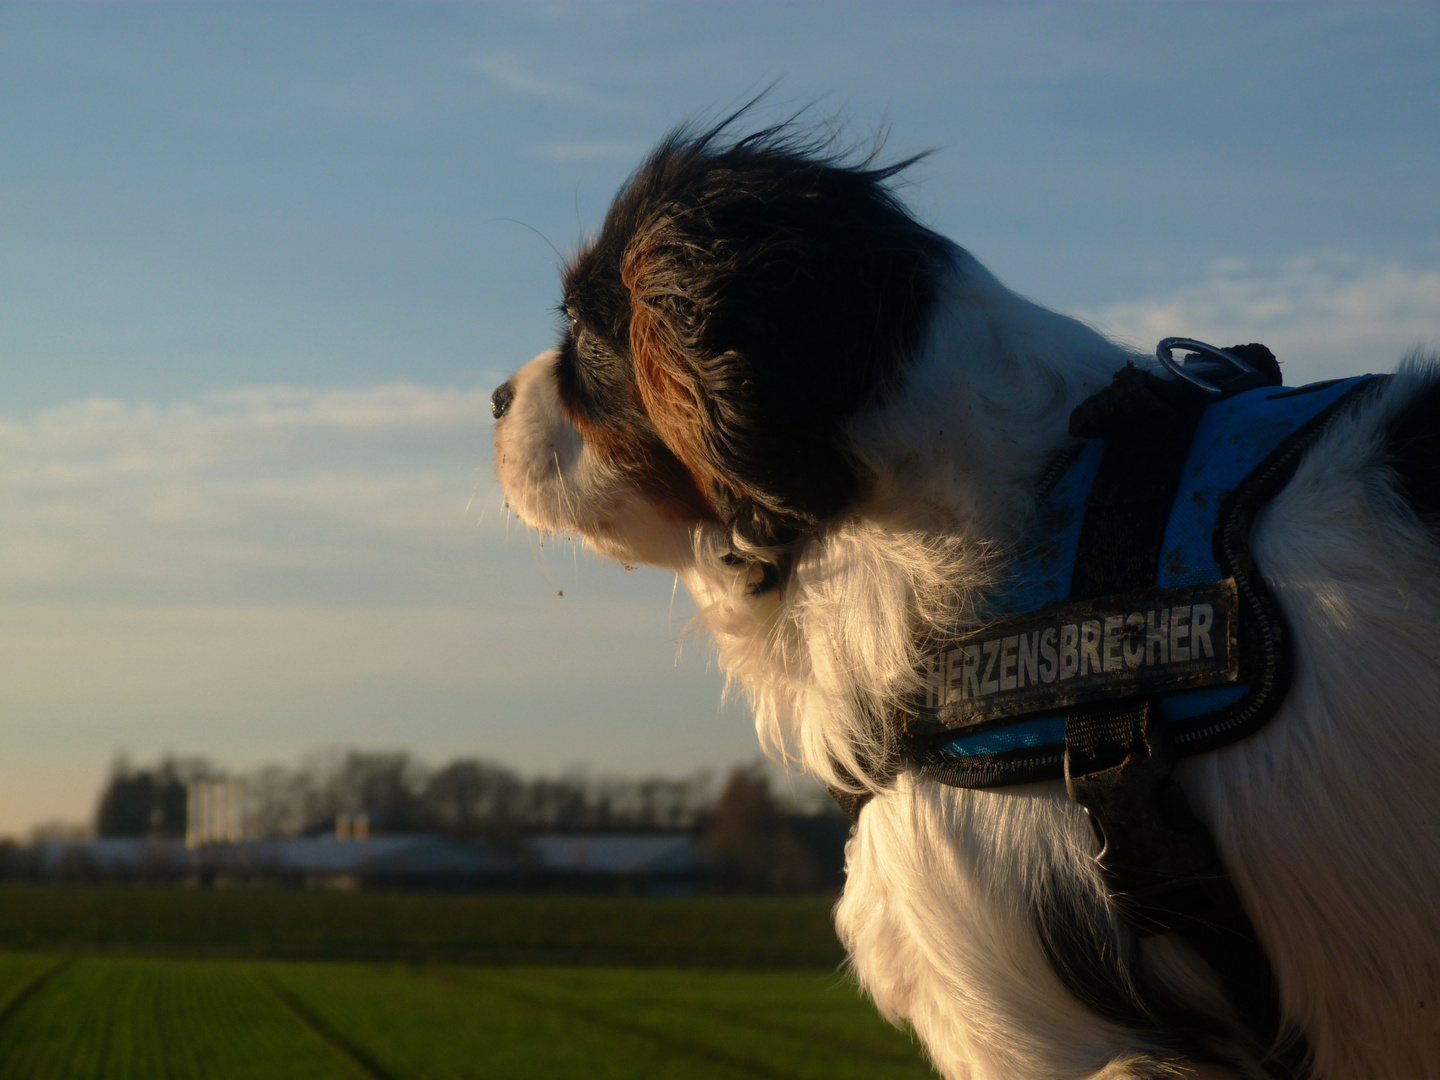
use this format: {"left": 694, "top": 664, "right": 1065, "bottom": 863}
{"left": 1384, "top": 371, "right": 1440, "bottom": 526}
{"left": 1030, "top": 877, "right": 1254, "bottom": 1076}
{"left": 561, "top": 110, "right": 953, "bottom": 555}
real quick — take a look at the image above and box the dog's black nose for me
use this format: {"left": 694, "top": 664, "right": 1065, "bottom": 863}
{"left": 491, "top": 382, "right": 515, "bottom": 420}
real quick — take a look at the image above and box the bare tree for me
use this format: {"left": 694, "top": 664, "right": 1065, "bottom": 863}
{"left": 420, "top": 759, "right": 523, "bottom": 836}
{"left": 701, "top": 763, "right": 819, "bottom": 892}
{"left": 94, "top": 755, "right": 213, "bottom": 839}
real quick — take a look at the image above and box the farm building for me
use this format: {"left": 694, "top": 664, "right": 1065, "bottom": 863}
{"left": 529, "top": 834, "right": 708, "bottom": 893}
{"left": 23, "top": 833, "right": 710, "bottom": 892}
{"left": 202, "top": 834, "right": 515, "bottom": 890}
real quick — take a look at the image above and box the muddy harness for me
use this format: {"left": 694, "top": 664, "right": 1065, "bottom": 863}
{"left": 840, "top": 340, "right": 1384, "bottom": 1078}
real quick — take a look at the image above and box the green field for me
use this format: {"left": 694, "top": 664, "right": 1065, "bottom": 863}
{"left": 0, "top": 889, "right": 936, "bottom": 1078}
{"left": 0, "top": 886, "right": 844, "bottom": 967}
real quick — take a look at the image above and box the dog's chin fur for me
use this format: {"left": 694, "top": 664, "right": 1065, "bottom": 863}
{"left": 494, "top": 350, "right": 700, "bottom": 569}
{"left": 493, "top": 128, "right": 1440, "bottom": 1078}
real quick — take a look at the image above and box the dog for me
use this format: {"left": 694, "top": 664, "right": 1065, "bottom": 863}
{"left": 491, "top": 117, "right": 1440, "bottom": 1079}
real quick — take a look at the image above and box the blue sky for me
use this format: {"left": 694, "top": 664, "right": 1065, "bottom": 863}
{"left": 1, "top": 3, "right": 1437, "bottom": 835}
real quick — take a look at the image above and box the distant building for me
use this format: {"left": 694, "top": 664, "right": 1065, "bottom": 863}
{"left": 186, "top": 779, "right": 245, "bottom": 847}
{"left": 333, "top": 811, "right": 370, "bottom": 841}
{"left": 35, "top": 837, "right": 192, "bottom": 879}
{"left": 225, "top": 834, "right": 509, "bottom": 890}
{"left": 24, "top": 831, "right": 720, "bottom": 893}
{"left": 529, "top": 834, "right": 705, "bottom": 892}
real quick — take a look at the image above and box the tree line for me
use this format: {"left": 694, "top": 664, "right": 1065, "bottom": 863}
{"left": 87, "top": 751, "right": 850, "bottom": 892}
{"left": 84, "top": 754, "right": 846, "bottom": 898}
{"left": 95, "top": 751, "right": 731, "bottom": 840}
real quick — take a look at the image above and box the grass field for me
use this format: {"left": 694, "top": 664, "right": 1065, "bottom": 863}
{"left": 0, "top": 886, "right": 844, "bottom": 966}
{"left": 0, "top": 955, "right": 933, "bottom": 1078}
{"left": 0, "top": 888, "right": 937, "bottom": 1078}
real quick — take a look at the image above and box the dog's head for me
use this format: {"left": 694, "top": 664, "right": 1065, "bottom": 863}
{"left": 492, "top": 119, "right": 1129, "bottom": 784}
{"left": 492, "top": 121, "right": 954, "bottom": 580}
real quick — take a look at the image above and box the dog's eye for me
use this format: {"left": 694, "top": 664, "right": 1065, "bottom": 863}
{"left": 555, "top": 300, "right": 580, "bottom": 340}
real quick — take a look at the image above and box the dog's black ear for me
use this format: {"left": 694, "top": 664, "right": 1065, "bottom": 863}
{"left": 623, "top": 255, "right": 828, "bottom": 551}
{"left": 624, "top": 238, "right": 864, "bottom": 555}
{"left": 617, "top": 126, "right": 953, "bottom": 554}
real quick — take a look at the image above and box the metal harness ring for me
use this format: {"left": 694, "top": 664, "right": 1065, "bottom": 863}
{"left": 1156, "top": 337, "right": 1256, "bottom": 397}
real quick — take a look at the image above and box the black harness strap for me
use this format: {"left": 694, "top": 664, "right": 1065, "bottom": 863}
{"left": 1066, "top": 364, "right": 1212, "bottom": 596}
{"left": 1061, "top": 361, "right": 1309, "bottom": 1077}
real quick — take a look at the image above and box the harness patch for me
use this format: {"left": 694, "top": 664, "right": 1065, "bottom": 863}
{"left": 923, "top": 580, "right": 1238, "bottom": 726}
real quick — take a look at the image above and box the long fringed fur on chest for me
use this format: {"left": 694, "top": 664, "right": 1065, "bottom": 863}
{"left": 490, "top": 114, "right": 1440, "bottom": 1079}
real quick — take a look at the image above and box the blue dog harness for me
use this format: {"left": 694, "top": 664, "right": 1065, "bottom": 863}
{"left": 902, "top": 369, "right": 1383, "bottom": 786}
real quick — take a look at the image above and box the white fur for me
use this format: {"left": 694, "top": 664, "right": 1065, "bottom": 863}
{"left": 494, "top": 351, "right": 696, "bottom": 568}
{"left": 495, "top": 252, "right": 1440, "bottom": 1078}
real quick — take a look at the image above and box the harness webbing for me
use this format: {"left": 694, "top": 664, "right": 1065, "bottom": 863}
{"left": 1057, "top": 358, "right": 1309, "bottom": 1076}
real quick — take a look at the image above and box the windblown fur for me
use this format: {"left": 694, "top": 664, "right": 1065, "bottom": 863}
{"left": 491, "top": 116, "right": 1440, "bottom": 1079}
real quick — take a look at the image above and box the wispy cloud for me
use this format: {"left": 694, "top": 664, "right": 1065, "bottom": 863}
{"left": 1081, "top": 254, "right": 1440, "bottom": 382}
{"left": 0, "top": 384, "right": 497, "bottom": 599}
{"left": 468, "top": 51, "right": 628, "bottom": 110}
{"left": 531, "top": 139, "right": 648, "bottom": 163}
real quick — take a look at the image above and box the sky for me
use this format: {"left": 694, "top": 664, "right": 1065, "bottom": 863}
{"left": 1, "top": 2, "right": 1437, "bottom": 836}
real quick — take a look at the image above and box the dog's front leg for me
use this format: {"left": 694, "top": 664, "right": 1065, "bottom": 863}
{"left": 836, "top": 775, "right": 1255, "bottom": 1080}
